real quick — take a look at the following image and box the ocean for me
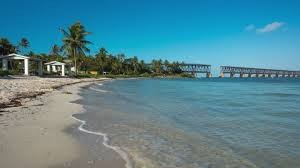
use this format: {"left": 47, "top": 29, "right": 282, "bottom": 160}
{"left": 73, "top": 78, "right": 300, "bottom": 168}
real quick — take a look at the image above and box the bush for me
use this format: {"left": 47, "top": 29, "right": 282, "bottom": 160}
{"left": 0, "top": 70, "right": 21, "bottom": 76}
{"left": 0, "top": 70, "right": 9, "bottom": 76}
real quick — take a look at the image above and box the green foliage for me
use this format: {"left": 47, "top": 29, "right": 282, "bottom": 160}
{"left": 50, "top": 44, "right": 64, "bottom": 61}
{"left": 0, "top": 70, "right": 20, "bottom": 76}
{"left": 0, "top": 38, "right": 18, "bottom": 55}
{"left": 61, "top": 22, "right": 91, "bottom": 76}
{"left": 0, "top": 70, "right": 9, "bottom": 76}
{"left": 0, "top": 22, "right": 192, "bottom": 78}
{"left": 18, "top": 38, "right": 30, "bottom": 55}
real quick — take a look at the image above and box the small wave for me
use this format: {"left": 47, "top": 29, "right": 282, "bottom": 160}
{"left": 248, "top": 93, "right": 300, "bottom": 98}
{"left": 263, "top": 93, "right": 300, "bottom": 97}
{"left": 97, "top": 83, "right": 103, "bottom": 86}
{"left": 89, "top": 87, "right": 108, "bottom": 93}
{"left": 72, "top": 116, "right": 133, "bottom": 168}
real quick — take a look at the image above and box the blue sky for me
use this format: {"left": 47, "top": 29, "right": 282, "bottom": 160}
{"left": 0, "top": 0, "right": 299, "bottom": 73}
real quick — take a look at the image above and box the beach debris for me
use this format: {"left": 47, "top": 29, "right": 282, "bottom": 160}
{"left": 62, "top": 91, "right": 73, "bottom": 95}
{"left": 0, "top": 77, "right": 105, "bottom": 110}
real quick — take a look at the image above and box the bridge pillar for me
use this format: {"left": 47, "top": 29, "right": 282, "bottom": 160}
{"left": 206, "top": 72, "right": 212, "bottom": 78}
{"left": 191, "top": 72, "right": 196, "bottom": 77}
{"left": 255, "top": 74, "right": 259, "bottom": 78}
{"left": 275, "top": 74, "right": 279, "bottom": 78}
{"left": 239, "top": 73, "right": 244, "bottom": 78}
{"left": 230, "top": 73, "right": 234, "bottom": 78}
{"left": 282, "top": 74, "right": 285, "bottom": 78}
{"left": 262, "top": 74, "right": 266, "bottom": 78}
{"left": 219, "top": 72, "right": 224, "bottom": 78}
{"left": 248, "top": 74, "right": 251, "bottom": 78}
{"left": 268, "top": 74, "right": 271, "bottom": 78}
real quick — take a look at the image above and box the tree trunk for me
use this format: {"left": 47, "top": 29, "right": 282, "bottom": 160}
{"left": 73, "top": 48, "right": 77, "bottom": 76}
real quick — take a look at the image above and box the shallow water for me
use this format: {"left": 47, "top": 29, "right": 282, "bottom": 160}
{"left": 74, "top": 78, "right": 300, "bottom": 168}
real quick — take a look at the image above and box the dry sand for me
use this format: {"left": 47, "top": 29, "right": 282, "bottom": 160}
{"left": 0, "top": 77, "right": 126, "bottom": 168}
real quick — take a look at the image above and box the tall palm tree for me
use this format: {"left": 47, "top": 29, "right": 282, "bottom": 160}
{"left": 61, "top": 22, "right": 91, "bottom": 75}
{"left": 19, "top": 38, "right": 30, "bottom": 54}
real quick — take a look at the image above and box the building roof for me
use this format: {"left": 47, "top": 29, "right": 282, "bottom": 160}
{"left": 0, "top": 53, "right": 29, "bottom": 59}
{"left": 45, "top": 61, "right": 65, "bottom": 65}
{"left": 0, "top": 53, "right": 42, "bottom": 61}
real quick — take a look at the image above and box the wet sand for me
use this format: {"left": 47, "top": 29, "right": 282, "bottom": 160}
{"left": 0, "top": 80, "right": 126, "bottom": 168}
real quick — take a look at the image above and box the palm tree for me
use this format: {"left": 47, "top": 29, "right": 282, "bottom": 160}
{"left": 116, "top": 54, "right": 125, "bottom": 74}
{"left": 61, "top": 22, "right": 91, "bottom": 76}
{"left": 95, "top": 48, "right": 108, "bottom": 74}
{"left": 164, "top": 59, "right": 170, "bottom": 74}
{"left": 170, "top": 61, "right": 182, "bottom": 74}
{"left": 152, "top": 59, "right": 163, "bottom": 73}
{"left": 139, "top": 60, "right": 148, "bottom": 73}
{"left": 81, "top": 55, "right": 95, "bottom": 74}
{"left": 0, "top": 38, "right": 17, "bottom": 55}
{"left": 111, "top": 59, "right": 119, "bottom": 74}
{"left": 19, "top": 38, "right": 30, "bottom": 54}
{"left": 50, "top": 44, "right": 61, "bottom": 61}
{"left": 132, "top": 56, "right": 139, "bottom": 74}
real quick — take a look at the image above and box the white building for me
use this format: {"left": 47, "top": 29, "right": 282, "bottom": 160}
{"left": 0, "top": 53, "right": 43, "bottom": 75}
{"left": 45, "top": 61, "right": 66, "bottom": 76}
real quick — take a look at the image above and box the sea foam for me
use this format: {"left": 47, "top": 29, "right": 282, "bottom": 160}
{"left": 72, "top": 116, "right": 133, "bottom": 168}
{"left": 89, "top": 87, "right": 108, "bottom": 93}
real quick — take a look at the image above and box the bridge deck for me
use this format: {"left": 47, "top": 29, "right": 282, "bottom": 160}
{"left": 220, "top": 66, "right": 300, "bottom": 76}
{"left": 180, "top": 64, "right": 211, "bottom": 73}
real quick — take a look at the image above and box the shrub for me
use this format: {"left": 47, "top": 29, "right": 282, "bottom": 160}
{"left": 0, "top": 70, "right": 9, "bottom": 76}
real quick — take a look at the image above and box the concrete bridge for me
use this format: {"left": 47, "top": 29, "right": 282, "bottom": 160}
{"left": 220, "top": 66, "right": 300, "bottom": 78}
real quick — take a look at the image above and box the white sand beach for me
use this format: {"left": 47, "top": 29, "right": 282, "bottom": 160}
{"left": 0, "top": 77, "right": 126, "bottom": 168}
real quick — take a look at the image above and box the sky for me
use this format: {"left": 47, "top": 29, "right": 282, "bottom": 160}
{"left": 0, "top": 0, "right": 299, "bottom": 74}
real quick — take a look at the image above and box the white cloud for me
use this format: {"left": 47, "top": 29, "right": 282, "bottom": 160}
{"left": 245, "top": 24, "right": 256, "bottom": 31}
{"left": 256, "top": 22, "right": 285, "bottom": 33}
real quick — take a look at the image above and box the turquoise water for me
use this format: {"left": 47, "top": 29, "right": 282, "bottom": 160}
{"left": 75, "top": 78, "right": 300, "bottom": 168}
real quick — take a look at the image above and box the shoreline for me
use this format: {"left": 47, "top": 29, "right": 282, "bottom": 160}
{"left": 0, "top": 78, "right": 127, "bottom": 168}
{"left": 71, "top": 115, "right": 133, "bottom": 168}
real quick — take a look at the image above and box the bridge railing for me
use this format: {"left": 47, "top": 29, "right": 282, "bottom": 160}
{"left": 179, "top": 64, "right": 211, "bottom": 73}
